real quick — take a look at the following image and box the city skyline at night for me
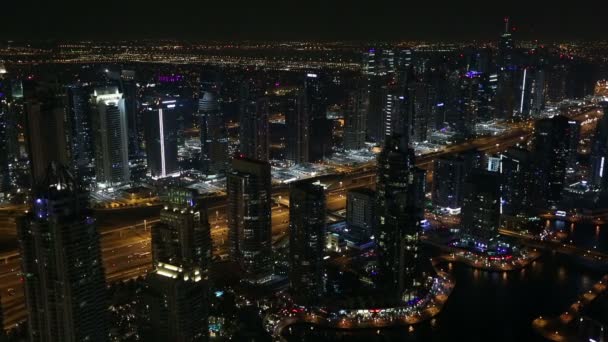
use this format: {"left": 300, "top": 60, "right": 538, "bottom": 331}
{"left": 0, "top": 7, "right": 607, "bottom": 342}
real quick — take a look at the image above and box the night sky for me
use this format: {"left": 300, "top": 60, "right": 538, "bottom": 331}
{"left": 3, "top": 1, "right": 607, "bottom": 41}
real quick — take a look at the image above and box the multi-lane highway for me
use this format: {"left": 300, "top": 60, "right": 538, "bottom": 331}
{"left": 0, "top": 106, "right": 601, "bottom": 330}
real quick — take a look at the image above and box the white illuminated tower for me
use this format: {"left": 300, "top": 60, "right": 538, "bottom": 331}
{"left": 91, "top": 86, "right": 130, "bottom": 185}
{"left": 143, "top": 98, "right": 178, "bottom": 178}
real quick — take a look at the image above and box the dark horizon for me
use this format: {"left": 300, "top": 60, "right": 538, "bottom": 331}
{"left": 2, "top": 1, "right": 607, "bottom": 42}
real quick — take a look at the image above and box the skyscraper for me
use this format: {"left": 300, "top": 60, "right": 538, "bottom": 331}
{"left": 375, "top": 134, "right": 425, "bottom": 300}
{"left": 532, "top": 115, "right": 579, "bottom": 208}
{"left": 66, "top": 85, "right": 94, "bottom": 183}
{"left": 590, "top": 103, "right": 608, "bottom": 193}
{"left": 199, "top": 90, "right": 228, "bottom": 175}
{"left": 239, "top": 83, "right": 269, "bottom": 161}
{"left": 17, "top": 163, "right": 108, "bottom": 342}
{"left": 500, "top": 147, "right": 535, "bottom": 229}
{"left": 286, "top": 89, "right": 309, "bottom": 164}
{"left": 0, "top": 69, "right": 16, "bottom": 195}
{"left": 406, "top": 82, "right": 434, "bottom": 143}
{"left": 143, "top": 187, "right": 211, "bottom": 342}
{"left": 119, "top": 70, "right": 141, "bottom": 159}
{"left": 343, "top": 85, "right": 368, "bottom": 150}
{"left": 91, "top": 86, "right": 130, "bottom": 185}
{"left": 289, "top": 181, "right": 325, "bottom": 304}
{"left": 24, "top": 83, "right": 70, "bottom": 184}
{"left": 432, "top": 156, "right": 466, "bottom": 210}
{"left": 496, "top": 17, "right": 516, "bottom": 121}
{"left": 227, "top": 156, "right": 272, "bottom": 279}
{"left": 143, "top": 98, "right": 179, "bottom": 178}
{"left": 304, "top": 73, "right": 331, "bottom": 162}
{"left": 462, "top": 169, "right": 502, "bottom": 240}
{"left": 346, "top": 188, "right": 375, "bottom": 238}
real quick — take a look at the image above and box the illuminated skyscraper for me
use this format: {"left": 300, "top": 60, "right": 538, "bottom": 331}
{"left": 227, "top": 156, "right": 272, "bottom": 279}
{"left": 143, "top": 187, "right": 211, "bottom": 342}
{"left": 91, "top": 86, "right": 130, "bottom": 185}
{"left": 289, "top": 181, "right": 325, "bottom": 304}
{"left": 590, "top": 103, "right": 608, "bottom": 193}
{"left": 500, "top": 147, "right": 535, "bottom": 229}
{"left": 143, "top": 98, "right": 179, "bottom": 178}
{"left": 17, "top": 163, "right": 108, "bottom": 342}
{"left": 496, "top": 17, "right": 516, "bottom": 121}
{"left": 343, "top": 85, "right": 368, "bottom": 150}
{"left": 462, "top": 169, "right": 502, "bottom": 239}
{"left": 0, "top": 68, "right": 15, "bottom": 195}
{"left": 304, "top": 73, "right": 331, "bottom": 162}
{"left": 346, "top": 188, "right": 375, "bottom": 238}
{"left": 119, "top": 70, "right": 140, "bottom": 159}
{"left": 239, "top": 82, "right": 269, "bottom": 161}
{"left": 286, "top": 89, "right": 308, "bottom": 164}
{"left": 199, "top": 90, "right": 228, "bottom": 175}
{"left": 66, "top": 85, "right": 94, "bottom": 183}
{"left": 432, "top": 156, "right": 466, "bottom": 210}
{"left": 532, "top": 115, "right": 580, "bottom": 208}
{"left": 375, "top": 134, "right": 425, "bottom": 300}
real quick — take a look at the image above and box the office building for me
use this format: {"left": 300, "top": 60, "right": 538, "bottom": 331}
{"left": 144, "top": 187, "right": 211, "bottom": 342}
{"left": 199, "top": 90, "right": 228, "bottom": 175}
{"left": 590, "top": 103, "right": 608, "bottom": 193}
{"left": 432, "top": 156, "right": 466, "bottom": 210}
{"left": 346, "top": 188, "right": 375, "bottom": 238}
{"left": 119, "top": 70, "right": 140, "bottom": 158}
{"left": 462, "top": 169, "right": 502, "bottom": 239}
{"left": 227, "top": 156, "right": 272, "bottom": 279}
{"left": 375, "top": 134, "right": 424, "bottom": 300}
{"left": 500, "top": 147, "right": 535, "bottom": 229}
{"left": 239, "top": 96, "right": 270, "bottom": 161}
{"left": 289, "top": 181, "right": 325, "bottom": 304}
{"left": 143, "top": 98, "right": 179, "bottom": 178}
{"left": 91, "top": 86, "right": 130, "bottom": 185}
{"left": 24, "top": 83, "right": 70, "bottom": 184}
{"left": 343, "top": 85, "right": 368, "bottom": 150}
{"left": 532, "top": 115, "right": 579, "bottom": 207}
{"left": 17, "top": 163, "right": 108, "bottom": 342}
{"left": 304, "top": 73, "right": 331, "bottom": 162}
{"left": 286, "top": 89, "right": 309, "bottom": 164}
{"left": 66, "top": 85, "right": 94, "bottom": 183}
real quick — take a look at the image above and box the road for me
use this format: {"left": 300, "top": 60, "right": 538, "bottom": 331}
{"left": 1, "top": 107, "right": 601, "bottom": 330}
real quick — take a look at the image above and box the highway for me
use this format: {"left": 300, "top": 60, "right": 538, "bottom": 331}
{"left": 0, "top": 106, "right": 601, "bottom": 330}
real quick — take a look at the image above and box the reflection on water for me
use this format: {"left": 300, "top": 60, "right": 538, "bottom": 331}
{"left": 548, "top": 220, "right": 608, "bottom": 252}
{"left": 284, "top": 246, "right": 604, "bottom": 342}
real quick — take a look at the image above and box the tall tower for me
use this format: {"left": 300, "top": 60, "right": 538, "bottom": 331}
{"left": 343, "top": 85, "right": 369, "bottom": 151}
{"left": 66, "top": 85, "right": 94, "bottom": 184}
{"left": 239, "top": 82, "right": 269, "bottom": 161}
{"left": 199, "top": 90, "right": 228, "bottom": 175}
{"left": 143, "top": 187, "right": 211, "bottom": 342}
{"left": 119, "top": 70, "right": 141, "bottom": 159}
{"left": 462, "top": 169, "right": 502, "bottom": 240}
{"left": 143, "top": 98, "right": 179, "bottom": 178}
{"left": 17, "top": 163, "right": 108, "bottom": 342}
{"left": 91, "top": 86, "right": 130, "bottom": 185}
{"left": 24, "top": 83, "right": 70, "bottom": 185}
{"left": 0, "top": 66, "right": 17, "bottom": 195}
{"left": 496, "top": 17, "right": 516, "bottom": 120}
{"left": 286, "top": 89, "right": 309, "bottom": 164}
{"left": 432, "top": 155, "right": 467, "bottom": 210}
{"left": 304, "top": 73, "right": 331, "bottom": 162}
{"left": 289, "top": 181, "right": 325, "bottom": 305}
{"left": 532, "top": 115, "right": 579, "bottom": 208}
{"left": 375, "top": 134, "right": 425, "bottom": 300}
{"left": 227, "top": 156, "right": 272, "bottom": 280}
{"left": 590, "top": 103, "right": 608, "bottom": 192}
